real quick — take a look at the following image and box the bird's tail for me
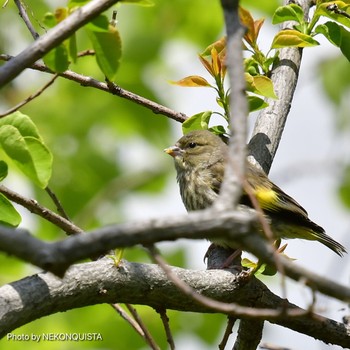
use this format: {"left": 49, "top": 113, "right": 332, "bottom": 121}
{"left": 269, "top": 215, "right": 347, "bottom": 257}
{"left": 311, "top": 229, "right": 347, "bottom": 257}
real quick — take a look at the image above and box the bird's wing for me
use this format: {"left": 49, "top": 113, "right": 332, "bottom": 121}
{"left": 246, "top": 166, "right": 309, "bottom": 217}
{"left": 254, "top": 181, "right": 308, "bottom": 217}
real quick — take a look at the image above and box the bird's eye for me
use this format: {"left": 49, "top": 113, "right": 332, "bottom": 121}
{"left": 188, "top": 142, "right": 197, "bottom": 148}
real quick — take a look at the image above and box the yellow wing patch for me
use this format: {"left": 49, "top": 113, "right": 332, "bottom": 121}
{"left": 255, "top": 188, "right": 278, "bottom": 210}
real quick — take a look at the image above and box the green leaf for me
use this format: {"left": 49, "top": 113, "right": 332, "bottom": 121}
{"left": 271, "top": 29, "right": 320, "bottom": 48}
{"left": 241, "top": 258, "right": 277, "bottom": 276}
{"left": 86, "top": 16, "right": 122, "bottom": 80}
{"left": 208, "top": 125, "right": 227, "bottom": 136}
{"left": 0, "top": 160, "right": 8, "bottom": 181}
{"left": 43, "top": 43, "right": 69, "bottom": 73}
{"left": 0, "top": 193, "right": 21, "bottom": 227}
{"left": 241, "top": 258, "right": 269, "bottom": 276}
{"left": 315, "top": 21, "right": 342, "bottom": 45}
{"left": 315, "top": 22, "right": 350, "bottom": 61}
{"left": 245, "top": 74, "right": 278, "bottom": 99}
{"left": 244, "top": 57, "right": 260, "bottom": 76}
{"left": 86, "top": 15, "right": 110, "bottom": 32}
{"left": 43, "top": 12, "right": 56, "bottom": 28}
{"left": 0, "top": 111, "right": 41, "bottom": 139}
{"left": 248, "top": 95, "right": 269, "bottom": 112}
{"left": 316, "top": 2, "right": 350, "bottom": 29}
{"left": 0, "top": 126, "right": 32, "bottom": 163}
{"left": 272, "top": 3, "right": 305, "bottom": 25}
{"left": 0, "top": 125, "right": 52, "bottom": 188}
{"left": 182, "top": 111, "right": 212, "bottom": 134}
{"left": 262, "top": 52, "right": 280, "bottom": 73}
{"left": 241, "top": 257, "right": 258, "bottom": 270}
{"left": 25, "top": 137, "right": 53, "bottom": 188}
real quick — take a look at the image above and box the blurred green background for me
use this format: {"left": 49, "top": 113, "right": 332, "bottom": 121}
{"left": 0, "top": 0, "right": 349, "bottom": 349}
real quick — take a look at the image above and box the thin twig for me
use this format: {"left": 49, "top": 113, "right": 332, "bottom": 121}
{"left": 0, "top": 0, "right": 121, "bottom": 87}
{"left": 77, "top": 49, "right": 95, "bottom": 57}
{"left": 0, "top": 75, "right": 58, "bottom": 118}
{"left": 0, "top": 54, "right": 187, "bottom": 123}
{"left": 112, "top": 300, "right": 165, "bottom": 349}
{"left": 146, "top": 245, "right": 308, "bottom": 318}
{"left": 105, "top": 79, "right": 187, "bottom": 123}
{"left": 0, "top": 184, "right": 82, "bottom": 234}
{"left": 218, "top": 316, "right": 237, "bottom": 350}
{"left": 233, "top": 319, "right": 264, "bottom": 350}
{"left": 157, "top": 308, "right": 175, "bottom": 350}
{"left": 110, "top": 303, "right": 145, "bottom": 336}
{"left": 14, "top": 0, "right": 39, "bottom": 39}
{"left": 125, "top": 304, "right": 161, "bottom": 350}
{"left": 45, "top": 186, "right": 70, "bottom": 220}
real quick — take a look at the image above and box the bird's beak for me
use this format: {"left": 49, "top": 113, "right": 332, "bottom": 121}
{"left": 164, "top": 146, "right": 181, "bottom": 158}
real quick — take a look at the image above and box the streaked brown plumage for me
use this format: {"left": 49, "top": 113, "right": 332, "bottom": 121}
{"left": 165, "top": 129, "right": 346, "bottom": 256}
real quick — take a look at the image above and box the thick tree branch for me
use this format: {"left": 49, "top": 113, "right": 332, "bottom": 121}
{"left": 233, "top": 319, "right": 264, "bottom": 350}
{"left": 0, "top": 209, "right": 256, "bottom": 275}
{"left": 248, "top": 0, "right": 313, "bottom": 174}
{"left": 0, "top": 54, "right": 187, "bottom": 123}
{"left": 0, "top": 0, "right": 121, "bottom": 87}
{"left": 1, "top": 259, "right": 349, "bottom": 347}
{"left": 0, "top": 208, "right": 349, "bottom": 302}
{"left": 219, "top": 317, "right": 238, "bottom": 349}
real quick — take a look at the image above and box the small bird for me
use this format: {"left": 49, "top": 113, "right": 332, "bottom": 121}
{"left": 164, "top": 129, "right": 346, "bottom": 256}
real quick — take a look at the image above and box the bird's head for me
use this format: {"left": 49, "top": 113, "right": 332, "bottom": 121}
{"left": 164, "top": 130, "right": 227, "bottom": 170}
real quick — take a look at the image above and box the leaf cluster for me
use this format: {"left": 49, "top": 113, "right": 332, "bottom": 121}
{"left": 0, "top": 112, "right": 52, "bottom": 226}
{"left": 272, "top": 0, "right": 350, "bottom": 60}
{"left": 171, "top": 2, "right": 350, "bottom": 136}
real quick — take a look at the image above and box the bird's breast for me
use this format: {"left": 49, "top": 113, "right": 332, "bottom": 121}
{"left": 176, "top": 168, "right": 218, "bottom": 211}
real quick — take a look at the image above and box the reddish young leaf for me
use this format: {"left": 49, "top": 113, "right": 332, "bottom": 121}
{"left": 198, "top": 55, "right": 215, "bottom": 77}
{"left": 55, "top": 7, "right": 68, "bottom": 22}
{"left": 239, "top": 6, "right": 255, "bottom": 46}
{"left": 170, "top": 75, "right": 212, "bottom": 87}
{"left": 202, "top": 37, "right": 226, "bottom": 56}
{"left": 211, "top": 48, "right": 221, "bottom": 77}
{"left": 254, "top": 18, "right": 265, "bottom": 40}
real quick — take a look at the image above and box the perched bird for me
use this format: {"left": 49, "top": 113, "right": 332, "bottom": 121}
{"left": 164, "top": 129, "right": 346, "bottom": 256}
